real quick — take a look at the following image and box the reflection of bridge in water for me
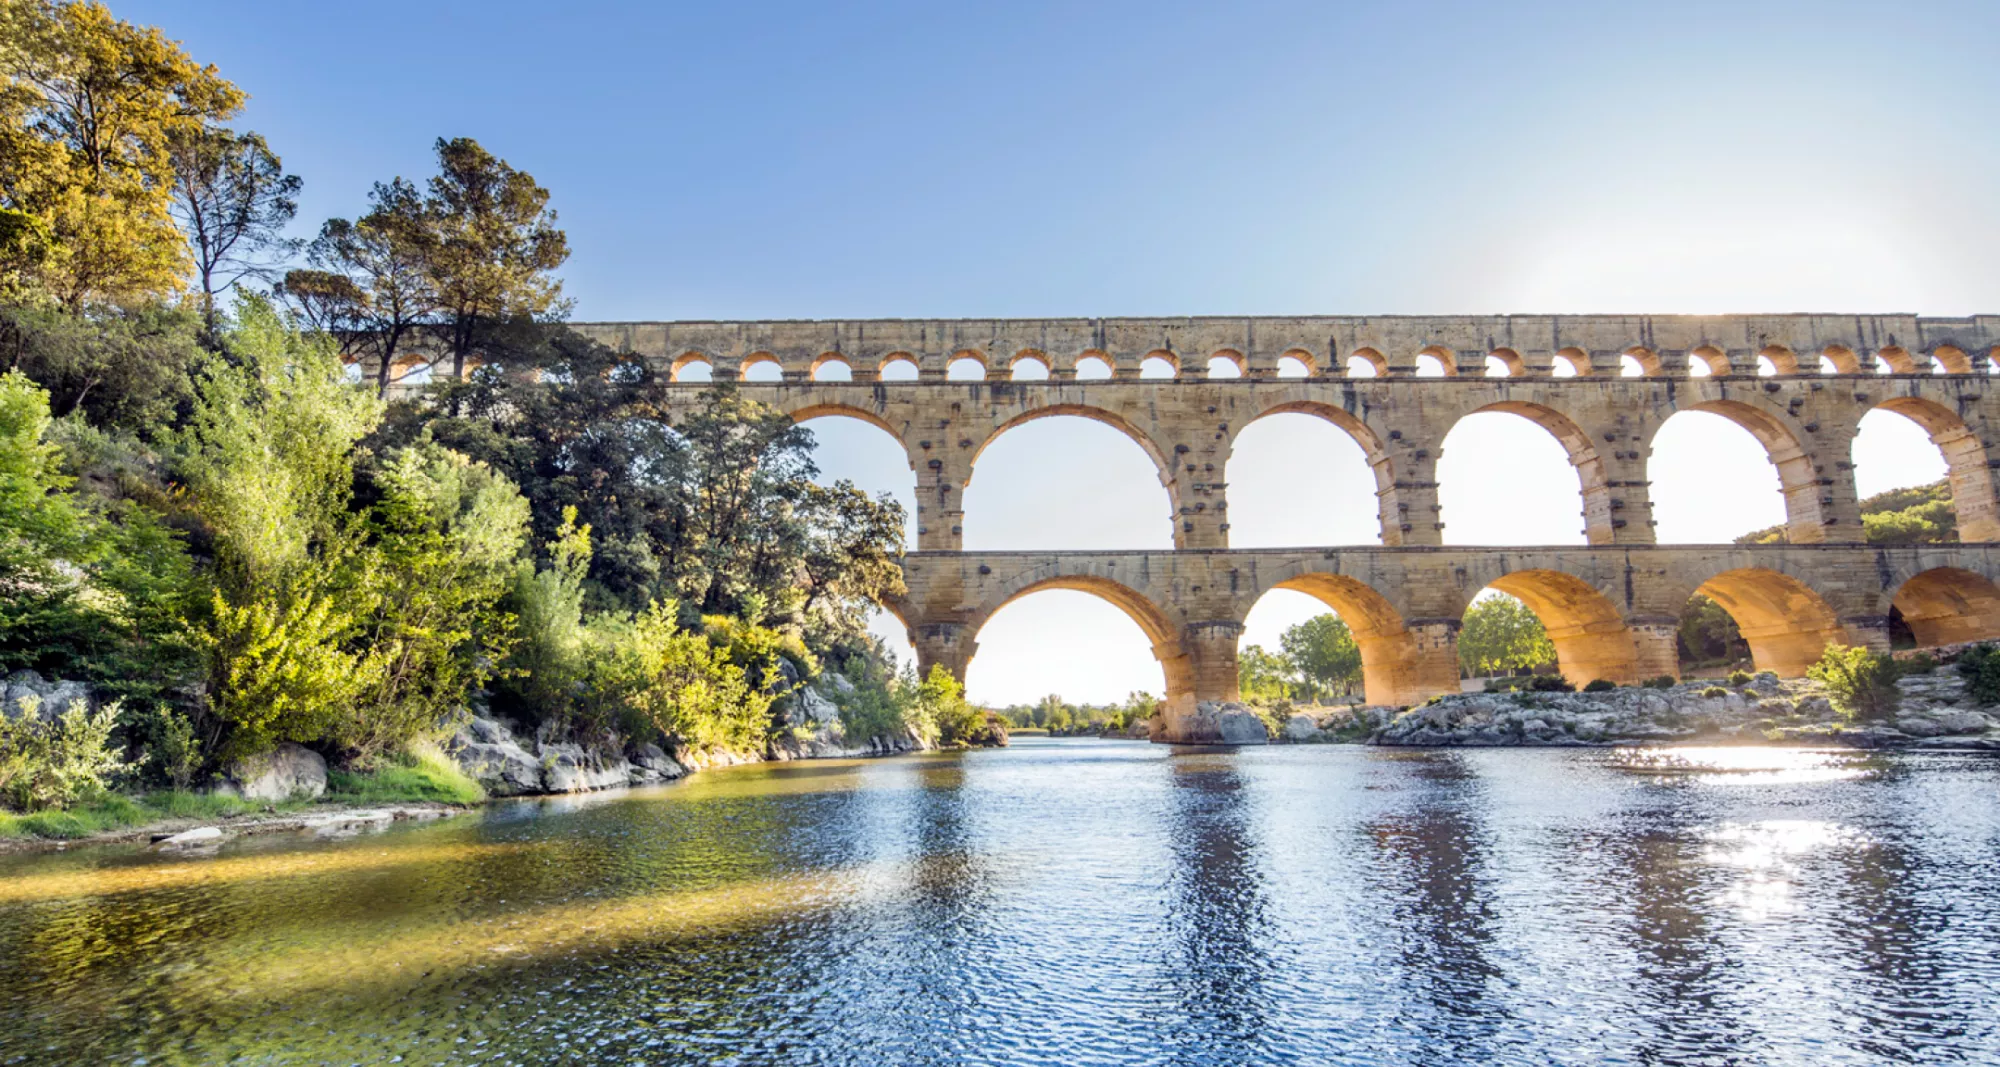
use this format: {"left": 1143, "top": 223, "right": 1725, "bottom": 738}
{"left": 383, "top": 315, "right": 2000, "bottom": 742}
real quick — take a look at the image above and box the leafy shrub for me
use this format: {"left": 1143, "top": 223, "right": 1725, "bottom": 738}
{"left": 1727, "top": 670, "right": 1753, "bottom": 686}
{"left": 583, "top": 603, "right": 771, "bottom": 756}
{"left": 915, "top": 665, "right": 984, "bottom": 745}
{"left": 1528, "top": 674, "right": 1574, "bottom": 693}
{"left": 1807, "top": 644, "right": 1903, "bottom": 723}
{"left": 1583, "top": 679, "right": 1616, "bottom": 693}
{"left": 1700, "top": 686, "right": 1729, "bottom": 698}
{"left": 142, "top": 706, "right": 200, "bottom": 791}
{"left": 1643, "top": 675, "right": 1678, "bottom": 690}
{"left": 1958, "top": 644, "right": 2000, "bottom": 706}
{"left": 0, "top": 698, "right": 127, "bottom": 812}
{"left": 326, "top": 743, "right": 485, "bottom": 805}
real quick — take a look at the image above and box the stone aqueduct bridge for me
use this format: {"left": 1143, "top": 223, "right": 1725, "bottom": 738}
{"left": 403, "top": 315, "right": 2000, "bottom": 742}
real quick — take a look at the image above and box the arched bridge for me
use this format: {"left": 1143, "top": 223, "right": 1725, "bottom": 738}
{"left": 382, "top": 314, "right": 2000, "bottom": 742}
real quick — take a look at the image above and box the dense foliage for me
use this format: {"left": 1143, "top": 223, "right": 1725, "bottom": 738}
{"left": 1807, "top": 644, "right": 1905, "bottom": 723}
{"left": 1456, "top": 594, "right": 1557, "bottom": 678}
{"left": 1738, "top": 480, "right": 1956, "bottom": 546}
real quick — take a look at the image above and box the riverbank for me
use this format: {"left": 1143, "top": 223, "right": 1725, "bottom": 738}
{"left": 1271, "top": 664, "right": 2000, "bottom": 749}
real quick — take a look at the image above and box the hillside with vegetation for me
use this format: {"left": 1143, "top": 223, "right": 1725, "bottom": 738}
{"left": 0, "top": 0, "right": 981, "bottom": 835}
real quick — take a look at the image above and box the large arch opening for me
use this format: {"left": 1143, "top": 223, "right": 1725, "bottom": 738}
{"left": 1891, "top": 568, "right": 2000, "bottom": 648}
{"left": 1227, "top": 411, "right": 1382, "bottom": 547}
{"left": 794, "top": 409, "right": 920, "bottom": 671}
{"left": 1648, "top": 403, "right": 1808, "bottom": 543}
{"left": 1259, "top": 572, "right": 1427, "bottom": 706}
{"left": 1479, "top": 571, "right": 1636, "bottom": 686}
{"left": 1237, "top": 589, "right": 1360, "bottom": 705}
{"left": 1692, "top": 568, "right": 1848, "bottom": 676}
{"left": 1243, "top": 402, "right": 1396, "bottom": 544}
{"left": 1439, "top": 405, "right": 1598, "bottom": 545}
{"left": 964, "top": 409, "right": 1173, "bottom": 550}
{"left": 964, "top": 580, "right": 1176, "bottom": 711}
{"left": 1856, "top": 398, "right": 1997, "bottom": 542}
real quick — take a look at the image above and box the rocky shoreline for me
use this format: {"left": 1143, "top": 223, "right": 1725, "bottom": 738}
{"left": 1261, "top": 668, "right": 2000, "bottom": 750}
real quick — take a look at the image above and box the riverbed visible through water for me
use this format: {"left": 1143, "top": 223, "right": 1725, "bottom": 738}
{"left": 3, "top": 739, "right": 1998, "bottom": 1065}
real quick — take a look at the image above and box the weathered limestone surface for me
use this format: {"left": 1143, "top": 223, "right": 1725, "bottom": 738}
{"left": 364, "top": 316, "right": 2000, "bottom": 745}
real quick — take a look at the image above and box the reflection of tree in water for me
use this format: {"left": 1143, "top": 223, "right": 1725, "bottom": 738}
{"left": 1159, "top": 753, "right": 1273, "bottom": 1064}
{"left": 1364, "top": 751, "right": 1514, "bottom": 1061}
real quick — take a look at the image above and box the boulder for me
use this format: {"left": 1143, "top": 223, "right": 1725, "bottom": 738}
{"left": 1174, "top": 701, "right": 1270, "bottom": 745}
{"left": 154, "top": 826, "right": 225, "bottom": 848}
{"left": 2, "top": 671, "right": 92, "bottom": 722}
{"left": 1900, "top": 708, "right": 1990, "bottom": 736}
{"left": 631, "top": 742, "right": 689, "bottom": 782}
{"left": 538, "top": 742, "right": 633, "bottom": 793}
{"left": 449, "top": 717, "right": 543, "bottom": 796}
{"left": 1281, "top": 712, "right": 1322, "bottom": 742}
{"left": 220, "top": 743, "right": 327, "bottom": 801}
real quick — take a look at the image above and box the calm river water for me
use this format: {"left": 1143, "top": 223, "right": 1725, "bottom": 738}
{"left": 3, "top": 739, "right": 1999, "bottom": 1065}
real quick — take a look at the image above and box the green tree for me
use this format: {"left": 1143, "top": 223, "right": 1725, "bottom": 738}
{"left": 584, "top": 602, "right": 770, "bottom": 756}
{"left": 282, "top": 177, "right": 436, "bottom": 396}
{"left": 1237, "top": 643, "right": 1298, "bottom": 704}
{"left": 339, "top": 440, "right": 530, "bottom": 759}
{"left": 420, "top": 137, "right": 569, "bottom": 381}
{"left": 1677, "top": 594, "right": 1744, "bottom": 666}
{"left": 1280, "top": 613, "right": 1361, "bottom": 700}
{"left": 1, "top": 297, "right": 202, "bottom": 427}
{"left": 168, "top": 125, "right": 301, "bottom": 335}
{"left": 1457, "top": 593, "right": 1556, "bottom": 677}
{"left": 0, "top": 0, "right": 244, "bottom": 305}
{"left": 174, "top": 295, "right": 383, "bottom": 756}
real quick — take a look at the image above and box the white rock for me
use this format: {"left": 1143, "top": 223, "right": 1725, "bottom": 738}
{"left": 154, "top": 826, "right": 224, "bottom": 848}
{"left": 221, "top": 743, "right": 327, "bottom": 801}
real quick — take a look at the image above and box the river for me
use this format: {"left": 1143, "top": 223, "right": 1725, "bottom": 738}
{"left": 3, "top": 739, "right": 1998, "bottom": 1065}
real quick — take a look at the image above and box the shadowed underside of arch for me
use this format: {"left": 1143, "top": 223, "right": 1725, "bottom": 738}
{"left": 1269, "top": 572, "right": 1443, "bottom": 706}
{"left": 1870, "top": 397, "right": 2000, "bottom": 542}
{"left": 1486, "top": 570, "right": 1638, "bottom": 685}
{"left": 1892, "top": 568, "right": 2000, "bottom": 648}
{"left": 1694, "top": 567, "right": 1848, "bottom": 676}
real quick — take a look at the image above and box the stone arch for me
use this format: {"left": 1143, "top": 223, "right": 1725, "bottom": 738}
{"left": 1691, "top": 567, "right": 1849, "bottom": 676}
{"left": 1819, "top": 345, "right": 1862, "bottom": 374}
{"left": 1277, "top": 347, "right": 1317, "bottom": 377}
{"left": 1623, "top": 347, "right": 1662, "bottom": 377}
{"left": 1890, "top": 567, "right": 2000, "bottom": 648}
{"left": 1483, "top": 569, "right": 1638, "bottom": 685}
{"left": 1241, "top": 400, "right": 1399, "bottom": 543}
{"left": 1760, "top": 345, "right": 1802, "bottom": 375}
{"left": 1689, "top": 345, "right": 1731, "bottom": 377}
{"left": 970, "top": 404, "right": 1174, "bottom": 486}
{"left": 1415, "top": 345, "right": 1457, "bottom": 377}
{"left": 1075, "top": 351, "right": 1115, "bottom": 379}
{"left": 968, "top": 573, "right": 1190, "bottom": 705}
{"left": 809, "top": 353, "right": 854, "bottom": 381}
{"left": 669, "top": 351, "right": 714, "bottom": 382}
{"left": 789, "top": 402, "right": 909, "bottom": 451}
{"left": 1346, "top": 347, "right": 1387, "bottom": 378}
{"left": 878, "top": 351, "right": 921, "bottom": 380}
{"left": 1862, "top": 396, "right": 1999, "bottom": 541}
{"left": 1877, "top": 346, "right": 1920, "bottom": 374}
{"left": 1008, "top": 350, "right": 1052, "bottom": 380}
{"left": 739, "top": 351, "right": 784, "bottom": 381}
{"left": 1928, "top": 345, "right": 1974, "bottom": 375}
{"left": 1140, "top": 349, "right": 1180, "bottom": 379}
{"left": 947, "top": 350, "right": 989, "bottom": 380}
{"left": 1553, "top": 348, "right": 1590, "bottom": 377}
{"left": 1207, "top": 349, "right": 1246, "bottom": 379}
{"left": 1454, "top": 401, "right": 1616, "bottom": 544}
{"left": 1486, "top": 348, "right": 1527, "bottom": 378}
{"left": 1262, "top": 572, "right": 1440, "bottom": 706}
{"left": 1652, "top": 397, "right": 1833, "bottom": 543}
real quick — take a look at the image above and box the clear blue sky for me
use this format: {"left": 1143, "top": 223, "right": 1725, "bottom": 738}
{"left": 126, "top": 0, "right": 1998, "bottom": 705}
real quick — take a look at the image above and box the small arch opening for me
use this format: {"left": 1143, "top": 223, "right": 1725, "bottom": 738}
{"left": 1277, "top": 351, "right": 1314, "bottom": 378}
{"left": 741, "top": 355, "right": 784, "bottom": 382}
{"left": 1415, "top": 353, "right": 1450, "bottom": 378}
{"left": 947, "top": 356, "right": 987, "bottom": 381}
{"left": 879, "top": 355, "right": 920, "bottom": 381}
{"left": 1206, "top": 354, "right": 1244, "bottom": 379}
{"left": 1075, "top": 355, "right": 1114, "bottom": 380}
{"left": 811, "top": 356, "right": 854, "bottom": 382}
{"left": 1010, "top": 354, "right": 1051, "bottom": 381}
{"left": 1140, "top": 355, "right": 1178, "bottom": 379}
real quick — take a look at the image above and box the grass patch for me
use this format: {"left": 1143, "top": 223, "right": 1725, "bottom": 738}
{"left": 0, "top": 790, "right": 320, "bottom": 841}
{"left": 326, "top": 745, "right": 485, "bottom": 805}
